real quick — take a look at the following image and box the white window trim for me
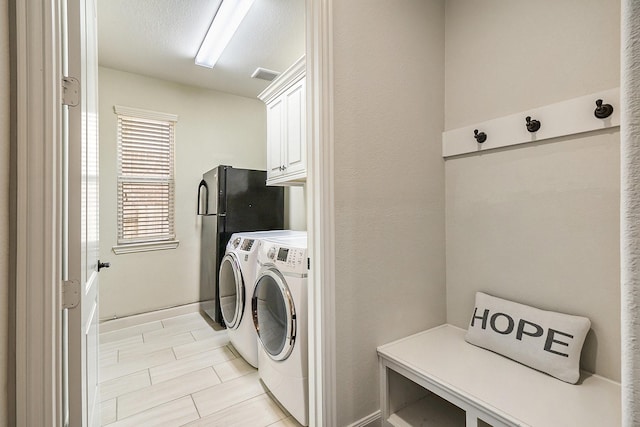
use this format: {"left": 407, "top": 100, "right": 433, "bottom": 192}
{"left": 114, "top": 105, "right": 178, "bottom": 122}
{"left": 112, "top": 239, "right": 180, "bottom": 255}
{"left": 113, "top": 105, "right": 179, "bottom": 253}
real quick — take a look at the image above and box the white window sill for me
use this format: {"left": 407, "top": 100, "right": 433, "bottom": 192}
{"left": 112, "top": 240, "right": 180, "bottom": 255}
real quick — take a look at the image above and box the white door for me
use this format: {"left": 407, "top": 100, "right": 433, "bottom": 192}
{"left": 65, "top": 0, "right": 101, "bottom": 424}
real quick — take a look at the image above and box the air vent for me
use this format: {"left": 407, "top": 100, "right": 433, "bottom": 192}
{"left": 251, "top": 67, "right": 280, "bottom": 81}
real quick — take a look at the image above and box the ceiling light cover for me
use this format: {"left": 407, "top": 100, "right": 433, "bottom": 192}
{"left": 195, "top": 0, "right": 256, "bottom": 68}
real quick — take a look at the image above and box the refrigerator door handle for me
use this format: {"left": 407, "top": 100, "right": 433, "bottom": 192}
{"left": 197, "top": 179, "right": 208, "bottom": 215}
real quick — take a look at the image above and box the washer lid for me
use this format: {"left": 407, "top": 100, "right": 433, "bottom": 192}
{"left": 252, "top": 268, "right": 296, "bottom": 361}
{"left": 219, "top": 252, "right": 245, "bottom": 329}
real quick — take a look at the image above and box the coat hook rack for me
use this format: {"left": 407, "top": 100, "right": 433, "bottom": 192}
{"left": 594, "top": 99, "right": 614, "bottom": 119}
{"left": 525, "top": 116, "right": 541, "bottom": 133}
{"left": 443, "top": 88, "right": 620, "bottom": 157}
{"left": 473, "top": 129, "right": 487, "bottom": 143}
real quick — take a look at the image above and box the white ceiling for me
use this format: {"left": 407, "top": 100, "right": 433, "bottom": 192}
{"left": 97, "top": 0, "right": 305, "bottom": 98}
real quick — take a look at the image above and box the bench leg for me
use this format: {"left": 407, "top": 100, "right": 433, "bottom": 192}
{"left": 379, "top": 361, "right": 390, "bottom": 426}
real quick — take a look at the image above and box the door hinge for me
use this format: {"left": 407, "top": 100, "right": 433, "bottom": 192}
{"left": 307, "top": 257, "right": 310, "bottom": 270}
{"left": 62, "top": 76, "right": 80, "bottom": 107}
{"left": 62, "top": 279, "right": 81, "bottom": 309}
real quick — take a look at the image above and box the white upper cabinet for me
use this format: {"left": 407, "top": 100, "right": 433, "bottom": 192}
{"left": 259, "top": 56, "right": 306, "bottom": 186}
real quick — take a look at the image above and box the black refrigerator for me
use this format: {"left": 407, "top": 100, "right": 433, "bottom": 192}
{"left": 197, "top": 165, "right": 284, "bottom": 326}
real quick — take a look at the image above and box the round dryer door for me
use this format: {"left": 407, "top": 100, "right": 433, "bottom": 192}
{"left": 252, "top": 268, "right": 296, "bottom": 361}
{"left": 219, "top": 253, "right": 245, "bottom": 329}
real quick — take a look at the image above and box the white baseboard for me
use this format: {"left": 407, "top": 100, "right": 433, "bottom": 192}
{"left": 99, "top": 302, "right": 203, "bottom": 333}
{"left": 346, "top": 410, "right": 382, "bottom": 427}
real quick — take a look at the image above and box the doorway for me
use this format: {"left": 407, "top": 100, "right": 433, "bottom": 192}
{"left": 96, "top": 0, "right": 308, "bottom": 425}
{"left": 12, "top": 0, "right": 337, "bottom": 425}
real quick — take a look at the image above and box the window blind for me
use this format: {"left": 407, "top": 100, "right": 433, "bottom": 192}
{"left": 116, "top": 110, "right": 176, "bottom": 244}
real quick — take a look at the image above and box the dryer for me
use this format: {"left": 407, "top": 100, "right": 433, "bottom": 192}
{"left": 219, "top": 230, "right": 305, "bottom": 367}
{"left": 252, "top": 233, "right": 308, "bottom": 426}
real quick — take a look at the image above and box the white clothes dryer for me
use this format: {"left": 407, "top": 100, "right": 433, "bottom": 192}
{"left": 252, "top": 233, "right": 308, "bottom": 426}
{"left": 219, "top": 230, "right": 305, "bottom": 367}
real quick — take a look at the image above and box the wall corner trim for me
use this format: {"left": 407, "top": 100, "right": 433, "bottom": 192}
{"left": 621, "top": 0, "right": 640, "bottom": 424}
{"left": 306, "top": 0, "right": 337, "bottom": 426}
{"left": 15, "top": 0, "right": 62, "bottom": 425}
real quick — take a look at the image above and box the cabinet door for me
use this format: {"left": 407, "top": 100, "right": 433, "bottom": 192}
{"left": 266, "top": 97, "right": 285, "bottom": 179}
{"left": 283, "top": 77, "right": 306, "bottom": 177}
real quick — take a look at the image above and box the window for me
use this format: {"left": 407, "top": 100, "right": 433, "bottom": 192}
{"left": 113, "top": 105, "right": 179, "bottom": 254}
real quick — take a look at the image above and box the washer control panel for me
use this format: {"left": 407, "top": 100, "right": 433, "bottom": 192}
{"left": 277, "top": 248, "right": 289, "bottom": 262}
{"left": 259, "top": 235, "right": 308, "bottom": 274}
{"left": 266, "top": 245, "right": 306, "bottom": 272}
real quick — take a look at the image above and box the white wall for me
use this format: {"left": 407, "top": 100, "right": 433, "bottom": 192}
{"left": 98, "top": 67, "right": 282, "bottom": 318}
{"left": 0, "top": 0, "right": 9, "bottom": 422}
{"left": 286, "top": 186, "right": 306, "bottom": 231}
{"left": 332, "top": 1, "right": 446, "bottom": 424}
{"left": 444, "top": 0, "right": 621, "bottom": 380}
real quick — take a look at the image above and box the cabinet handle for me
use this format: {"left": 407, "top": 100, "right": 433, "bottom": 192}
{"left": 282, "top": 165, "right": 287, "bottom": 170}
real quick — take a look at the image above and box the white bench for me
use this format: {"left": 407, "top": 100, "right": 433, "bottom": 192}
{"left": 377, "top": 324, "right": 620, "bottom": 427}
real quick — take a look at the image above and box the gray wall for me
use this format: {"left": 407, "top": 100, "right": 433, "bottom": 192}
{"left": 444, "top": 0, "right": 621, "bottom": 381}
{"left": 332, "top": 1, "right": 446, "bottom": 424}
{"left": 0, "top": 0, "right": 9, "bottom": 422}
{"left": 98, "top": 67, "right": 306, "bottom": 319}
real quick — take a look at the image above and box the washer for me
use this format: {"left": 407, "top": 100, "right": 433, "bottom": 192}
{"left": 219, "top": 230, "right": 304, "bottom": 367}
{"left": 252, "top": 233, "right": 308, "bottom": 426}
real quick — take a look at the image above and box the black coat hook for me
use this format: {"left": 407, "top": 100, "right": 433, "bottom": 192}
{"left": 594, "top": 99, "right": 614, "bottom": 119}
{"left": 526, "top": 116, "right": 541, "bottom": 133}
{"left": 474, "top": 129, "right": 487, "bottom": 143}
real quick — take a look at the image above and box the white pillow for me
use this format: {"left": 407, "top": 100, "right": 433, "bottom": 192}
{"left": 465, "top": 292, "right": 591, "bottom": 384}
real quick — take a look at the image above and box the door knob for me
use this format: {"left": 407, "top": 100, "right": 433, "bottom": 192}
{"left": 98, "top": 260, "right": 111, "bottom": 272}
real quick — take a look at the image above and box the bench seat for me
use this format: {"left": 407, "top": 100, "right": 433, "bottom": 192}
{"left": 377, "top": 324, "right": 620, "bottom": 427}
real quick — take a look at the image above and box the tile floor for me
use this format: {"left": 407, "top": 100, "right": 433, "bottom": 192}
{"left": 99, "top": 311, "right": 303, "bottom": 427}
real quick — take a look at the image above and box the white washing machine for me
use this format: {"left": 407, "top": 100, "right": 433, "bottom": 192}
{"left": 218, "top": 230, "right": 305, "bottom": 367}
{"left": 252, "top": 233, "right": 308, "bottom": 426}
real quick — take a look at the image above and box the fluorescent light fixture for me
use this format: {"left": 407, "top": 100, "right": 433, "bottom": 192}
{"left": 195, "top": 0, "right": 255, "bottom": 68}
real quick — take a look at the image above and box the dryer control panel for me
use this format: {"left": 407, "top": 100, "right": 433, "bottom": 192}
{"left": 240, "top": 238, "right": 255, "bottom": 251}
